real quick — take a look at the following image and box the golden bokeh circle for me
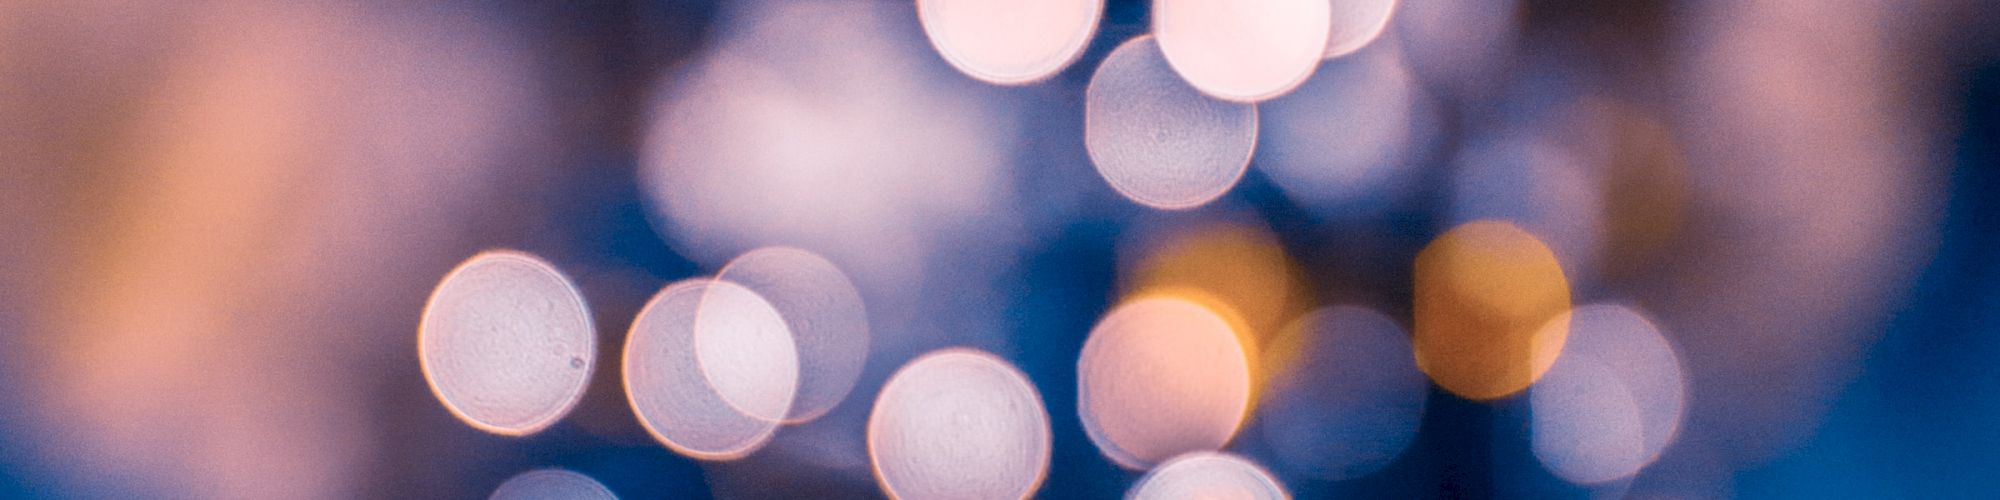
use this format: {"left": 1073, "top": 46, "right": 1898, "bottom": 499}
{"left": 1412, "top": 220, "right": 1571, "bottom": 400}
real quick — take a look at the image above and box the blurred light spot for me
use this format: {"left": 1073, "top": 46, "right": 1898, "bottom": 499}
{"left": 1256, "top": 306, "right": 1426, "bottom": 481}
{"left": 1079, "top": 295, "right": 1253, "bottom": 469}
{"left": 1448, "top": 132, "right": 1604, "bottom": 286}
{"left": 1128, "top": 452, "right": 1290, "bottom": 500}
{"left": 1085, "top": 35, "right": 1256, "bottom": 210}
{"left": 489, "top": 469, "right": 616, "bottom": 500}
{"left": 641, "top": 0, "right": 1022, "bottom": 297}
{"left": 1395, "top": 0, "right": 1518, "bottom": 98}
{"left": 420, "top": 251, "right": 595, "bottom": 436}
{"left": 1120, "top": 215, "right": 1311, "bottom": 374}
{"left": 868, "top": 348, "right": 1051, "bottom": 499}
{"left": 1154, "top": 0, "right": 1330, "bottom": 102}
{"left": 716, "top": 246, "right": 870, "bottom": 423}
{"left": 1412, "top": 221, "right": 1571, "bottom": 400}
{"left": 1530, "top": 358, "right": 1645, "bottom": 485}
{"left": 695, "top": 275, "right": 803, "bottom": 424}
{"left": 625, "top": 279, "right": 797, "bottom": 460}
{"left": 1531, "top": 304, "right": 1686, "bottom": 484}
{"left": 1258, "top": 39, "right": 1433, "bottom": 215}
{"left": 1323, "top": 0, "right": 1398, "bottom": 59}
{"left": 916, "top": 0, "right": 1102, "bottom": 85}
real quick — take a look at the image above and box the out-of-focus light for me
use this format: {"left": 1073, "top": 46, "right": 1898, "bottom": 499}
{"left": 716, "top": 247, "right": 869, "bottom": 424}
{"left": 1531, "top": 305, "right": 1686, "bottom": 485}
{"left": 1128, "top": 452, "right": 1290, "bottom": 500}
{"left": 641, "top": 0, "right": 1021, "bottom": 297}
{"left": 1395, "top": 0, "right": 1518, "bottom": 98}
{"left": 1257, "top": 38, "right": 1432, "bottom": 215}
{"left": 1154, "top": 0, "right": 1330, "bottom": 102}
{"left": 489, "top": 469, "right": 617, "bottom": 500}
{"left": 625, "top": 279, "right": 798, "bottom": 460}
{"left": 1412, "top": 220, "right": 1571, "bottom": 400}
{"left": 695, "top": 276, "right": 802, "bottom": 424}
{"left": 1086, "top": 35, "right": 1256, "bottom": 210}
{"left": 1448, "top": 132, "right": 1603, "bottom": 286}
{"left": 1529, "top": 356, "right": 1645, "bottom": 485}
{"left": 1121, "top": 216, "right": 1310, "bottom": 350}
{"left": 1256, "top": 306, "right": 1426, "bottom": 481}
{"left": 916, "top": 0, "right": 1102, "bottom": 85}
{"left": 1322, "top": 0, "right": 1398, "bottom": 59}
{"left": 1079, "top": 295, "right": 1253, "bottom": 470}
{"left": 420, "top": 251, "right": 596, "bottom": 437}
{"left": 868, "top": 348, "right": 1051, "bottom": 500}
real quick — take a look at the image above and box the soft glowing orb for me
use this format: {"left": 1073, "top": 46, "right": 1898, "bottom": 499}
{"left": 1128, "top": 452, "right": 1290, "bottom": 500}
{"left": 1531, "top": 357, "right": 1646, "bottom": 485}
{"left": 916, "top": 0, "right": 1102, "bottom": 85}
{"left": 1154, "top": 0, "right": 1331, "bottom": 102}
{"left": 1411, "top": 221, "right": 1571, "bottom": 400}
{"left": 489, "top": 469, "right": 616, "bottom": 500}
{"left": 716, "top": 246, "right": 869, "bottom": 423}
{"left": 1078, "top": 296, "right": 1253, "bottom": 469}
{"left": 1530, "top": 304, "right": 1686, "bottom": 484}
{"left": 1323, "top": 0, "right": 1398, "bottom": 58}
{"left": 695, "top": 277, "right": 804, "bottom": 424}
{"left": 1122, "top": 217, "right": 1310, "bottom": 348}
{"left": 625, "top": 279, "right": 798, "bottom": 460}
{"left": 868, "top": 348, "right": 1051, "bottom": 500}
{"left": 420, "top": 251, "right": 595, "bottom": 437}
{"left": 1085, "top": 35, "right": 1256, "bottom": 210}
{"left": 1257, "top": 306, "right": 1427, "bottom": 481}
{"left": 1257, "top": 40, "right": 1429, "bottom": 214}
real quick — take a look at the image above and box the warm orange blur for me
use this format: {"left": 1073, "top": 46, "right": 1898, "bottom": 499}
{"left": 1412, "top": 220, "right": 1571, "bottom": 400}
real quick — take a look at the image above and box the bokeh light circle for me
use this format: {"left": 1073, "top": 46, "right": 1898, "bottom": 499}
{"left": 1530, "top": 304, "right": 1686, "bottom": 485}
{"left": 625, "top": 279, "right": 798, "bottom": 461}
{"left": 1085, "top": 35, "right": 1256, "bottom": 210}
{"left": 1257, "top": 40, "right": 1429, "bottom": 214}
{"left": 1154, "top": 0, "right": 1331, "bottom": 102}
{"left": 1078, "top": 295, "right": 1253, "bottom": 470}
{"left": 916, "top": 0, "right": 1102, "bottom": 85}
{"left": 868, "top": 348, "right": 1052, "bottom": 500}
{"left": 715, "top": 246, "right": 869, "bottom": 423}
{"left": 1257, "top": 306, "right": 1427, "bottom": 481}
{"left": 1128, "top": 452, "right": 1290, "bottom": 500}
{"left": 694, "top": 276, "right": 804, "bottom": 424}
{"left": 489, "top": 469, "right": 616, "bottom": 500}
{"left": 1411, "top": 220, "right": 1572, "bottom": 400}
{"left": 419, "top": 251, "right": 596, "bottom": 437}
{"left": 1323, "top": 0, "right": 1398, "bottom": 59}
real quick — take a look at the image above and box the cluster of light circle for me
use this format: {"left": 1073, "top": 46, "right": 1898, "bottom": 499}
{"left": 428, "top": 0, "right": 1699, "bottom": 494}
{"left": 920, "top": 0, "right": 1400, "bottom": 211}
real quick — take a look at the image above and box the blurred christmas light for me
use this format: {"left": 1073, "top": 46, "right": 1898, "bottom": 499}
{"left": 420, "top": 251, "right": 596, "bottom": 437}
{"left": 916, "top": 0, "right": 1102, "bottom": 85}
{"left": 1530, "top": 304, "right": 1686, "bottom": 485}
{"left": 1257, "top": 38, "right": 1434, "bottom": 216}
{"left": 1412, "top": 220, "right": 1572, "bottom": 400}
{"left": 1078, "top": 294, "right": 1253, "bottom": 470}
{"left": 1128, "top": 452, "right": 1290, "bottom": 500}
{"left": 624, "top": 279, "right": 797, "bottom": 460}
{"left": 1322, "top": 0, "right": 1399, "bottom": 59}
{"left": 715, "top": 247, "right": 870, "bottom": 424}
{"left": 868, "top": 348, "right": 1051, "bottom": 500}
{"left": 1154, "top": 0, "right": 1330, "bottom": 102}
{"left": 488, "top": 469, "right": 616, "bottom": 500}
{"left": 1085, "top": 35, "right": 1256, "bottom": 210}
